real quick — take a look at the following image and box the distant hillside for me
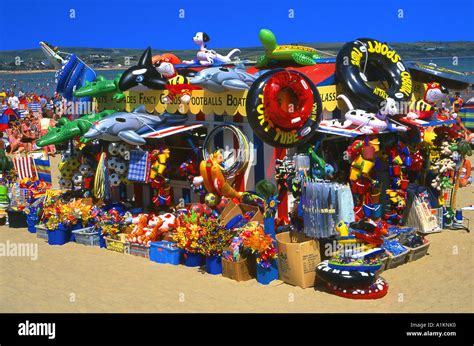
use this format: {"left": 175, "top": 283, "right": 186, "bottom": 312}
{"left": 1, "top": 41, "right": 473, "bottom": 71}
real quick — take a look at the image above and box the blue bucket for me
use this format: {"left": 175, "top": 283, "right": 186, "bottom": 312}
{"left": 183, "top": 251, "right": 203, "bottom": 267}
{"left": 48, "top": 224, "right": 70, "bottom": 246}
{"left": 99, "top": 233, "right": 106, "bottom": 248}
{"left": 256, "top": 259, "right": 279, "bottom": 285}
{"left": 205, "top": 255, "right": 222, "bottom": 275}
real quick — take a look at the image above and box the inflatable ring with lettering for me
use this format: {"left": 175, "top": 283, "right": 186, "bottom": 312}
{"left": 326, "top": 277, "right": 389, "bottom": 299}
{"left": 336, "top": 38, "right": 413, "bottom": 112}
{"left": 316, "top": 260, "right": 377, "bottom": 288}
{"left": 246, "top": 69, "right": 322, "bottom": 148}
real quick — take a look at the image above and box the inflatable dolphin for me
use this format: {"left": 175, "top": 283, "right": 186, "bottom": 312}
{"left": 188, "top": 66, "right": 256, "bottom": 93}
{"left": 83, "top": 105, "right": 187, "bottom": 145}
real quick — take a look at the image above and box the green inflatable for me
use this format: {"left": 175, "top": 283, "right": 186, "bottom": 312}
{"left": 36, "top": 110, "right": 116, "bottom": 147}
{"left": 73, "top": 75, "right": 124, "bottom": 100}
{"left": 256, "top": 29, "right": 320, "bottom": 67}
{"left": 0, "top": 148, "right": 13, "bottom": 173}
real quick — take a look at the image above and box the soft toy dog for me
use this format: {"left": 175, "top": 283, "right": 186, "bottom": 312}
{"left": 323, "top": 95, "right": 407, "bottom": 134}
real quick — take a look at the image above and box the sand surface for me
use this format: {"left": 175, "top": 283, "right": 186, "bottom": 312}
{"left": 0, "top": 155, "right": 472, "bottom": 312}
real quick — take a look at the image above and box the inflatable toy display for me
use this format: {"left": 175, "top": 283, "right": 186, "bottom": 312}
{"left": 336, "top": 38, "right": 413, "bottom": 111}
{"left": 246, "top": 69, "right": 322, "bottom": 148}
{"left": 55, "top": 53, "right": 96, "bottom": 101}
{"left": 256, "top": 29, "right": 320, "bottom": 67}
{"left": 322, "top": 95, "right": 407, "bottom": 134}
{"left": 36, "top": 110, "right": 117, "bottom": 147}
{"left": 183, "top": 32, "right": 240, "bottom": 65}
{"left": 119, "top": 47, "right": 167, "bottom": 92}
{"left": 73, "top": 75, "right": 124, "bottom": 100}
{"left": 83, "top": 105, "right": 187, "bottom": 145}
{"left": 189, "top": 66, "right": 256, "bottom": 93}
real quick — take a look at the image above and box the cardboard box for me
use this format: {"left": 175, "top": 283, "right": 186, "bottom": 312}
{"left": 220, "top": 201, "right": 263, "bottom": 227}
{"left": 222, "top": 257, "right": 256, "bottom": 282}
{"left": 276, "top": 231, "right": 320, "bottom": 288}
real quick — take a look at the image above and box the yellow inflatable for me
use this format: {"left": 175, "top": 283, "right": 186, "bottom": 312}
{"left": 199, "top": 151, "right": 242, "bottom": 201}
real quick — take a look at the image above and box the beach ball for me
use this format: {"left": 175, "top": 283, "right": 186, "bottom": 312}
{"left": 108, "top": 143, "right": 120, "bottom": 156}
{"left": 201, "top": 204, "right": 212, "bottom": 216}
{"left": 109, "top": 173, "right": 121, "bottom": 187}
{"left": 59, "top": 178, "right": 72, "bottom": 189}
{"left": 117, "top": 143, "right": 130, "bottom": 160}
{"left": 216, "top": 197, "right": 230, "bottom": 212}
{"left": 204, "top": 193, "right": 218, "bottom": 207}
{"left": 114, "top": 160, "right": 127, "bottom": 175}
{"left": 79, "top": 163, "right": 92, "bottom": 176}
{"left": 72, "top": 173, "right": 83, "bottom": 186}
{"left": 108, "top": 157, "right": 120, "bottom": 171}
{"left": 189, "top": 203, "right": 204, "bottom": 215}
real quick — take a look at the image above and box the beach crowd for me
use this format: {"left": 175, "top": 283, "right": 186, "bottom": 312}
{"left": 0, "top": 90, "right": 67, "bottom": 155}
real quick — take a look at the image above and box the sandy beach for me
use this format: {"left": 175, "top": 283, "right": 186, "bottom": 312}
{"left": 0, "top": 173, "right": 472, "bottom": 313}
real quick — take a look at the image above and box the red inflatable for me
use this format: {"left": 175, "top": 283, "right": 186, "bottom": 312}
{"left": 327, "top": 277, "right": 389, "bottom": 299}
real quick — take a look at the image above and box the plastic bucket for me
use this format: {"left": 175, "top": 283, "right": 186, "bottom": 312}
{"left": 183, "top": 251, "right": 203, "bottom": 267}
{"left": 48, "top": 224, "right": 70, "bottom": 246}
{"left": 256, "top": 260, "right": 279, "bottom": 285}
{"left": 372, "top": 204, "right": 383, "bottom": 219}
{"left": 206, "top": 255, "right": 223, "bottom": 275}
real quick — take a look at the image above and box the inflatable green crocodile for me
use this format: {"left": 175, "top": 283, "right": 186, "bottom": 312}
{"left": 73, "top": 75, "right": 124, "bottom": 100}
{"left": 256, "top": 29, "right": 320, "bottom": 67}
{"left": 36, "top": 110, "right": 116, "bottom": 147}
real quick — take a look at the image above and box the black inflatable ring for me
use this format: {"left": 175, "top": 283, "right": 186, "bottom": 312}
{"left": 336, "top": 38, "right": 413, "bottom": 112}
{"left": 246, "top": 69, "right": 322, "bottom": 148}
{"left": 316, "top": 260, "right": 377, "bottom": 288}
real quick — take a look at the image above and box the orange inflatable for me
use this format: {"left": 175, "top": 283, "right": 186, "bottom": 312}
{"left": 459, "top": 159, "right": 472, "bottom": 188}
{"left": 199, "top": 151, "right": 242, "bottom": 201}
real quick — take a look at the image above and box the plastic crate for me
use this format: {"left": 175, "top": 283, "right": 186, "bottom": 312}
{"left": 104, "top": 236, "right": 130, "bottom": 254}
{"left": 36, "top": 225, "right": 48, "bottom": 240}
{"left": 149, "top": 241, "right": 181, "bottom": 265}
{"left": 406, "top": 238, "right": 431, "bottom": 262}
{"left": 72, "top": 227, "right": 100, "bottom": 246}
{"left": 128, "top": 243, "right": 150, "bottom": 259}
{"left": 377, "top": 256, "right": 389, "bottom": 273}
{"left": 386, "top": 249, "right": 410, "bottom": 270}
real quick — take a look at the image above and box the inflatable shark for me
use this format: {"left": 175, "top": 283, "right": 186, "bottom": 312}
{"left": 188, "top": 66, "right": 256, "bottom": 93}
{"left": 83, "top": 105, "right": 187, "bottom": 145}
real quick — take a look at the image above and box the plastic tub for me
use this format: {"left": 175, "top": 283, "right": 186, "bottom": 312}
{"left": 150, "top": 241, "right": 181, "bottom": 265}
{"left": 183, "top": 251, "right": 203, "bottom": 267}
{"left": 72, "top": 227, "right": 100, "bottom": 246}
{"left": 406, "top": 238, "right": 431, "bottom": 262}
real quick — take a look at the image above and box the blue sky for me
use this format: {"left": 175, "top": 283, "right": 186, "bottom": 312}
{"left": 0, "top": 0, "right": 473, "bottom": 50}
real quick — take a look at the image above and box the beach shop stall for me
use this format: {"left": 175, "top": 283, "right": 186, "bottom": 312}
{"left": 6, "top": 30, "right": 472, "bottom": 296}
